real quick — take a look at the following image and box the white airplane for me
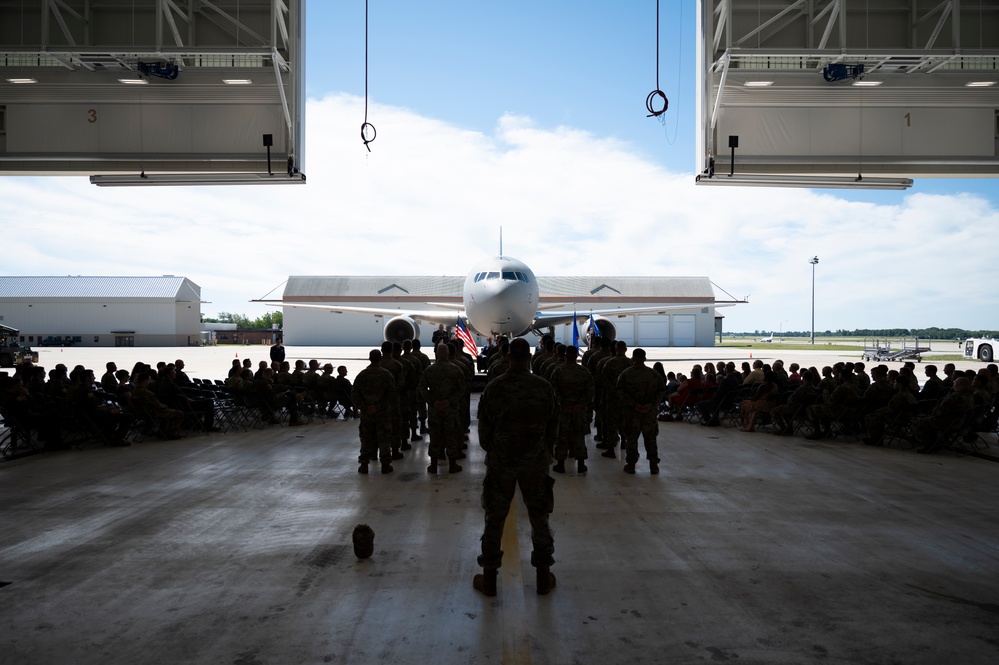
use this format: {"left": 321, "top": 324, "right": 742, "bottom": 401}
{"left": 276, "top": 255, "right": 734, "bottom": 343}
{"left": 758, "top": 333, "right": 775, "bottom": 343}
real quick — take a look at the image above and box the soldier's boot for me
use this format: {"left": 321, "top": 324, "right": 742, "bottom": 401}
{"left": 649, "top": 459, "right": 660, "bottom": 475}
{"left": 449, "top": 450, "right": 467, "bottom": 460}
{"left": 381, "top": 462, "right": 394, "bottom": 474}
{"left": 601, "top": 447, "right": 617, "bottom": 458}
{"left": 427, "top": 457, "right": 438, "bottom": 474}
{"left": 410, "top": 428, "right": 422, "bottom": 442}
{"left": 536, "top": 567, "right": 557, "bottom": 595}
{"left": 473, "top": 568, "right": 497, "bottom": 597}
{"left": 448, "top": 459, "right": 463, "bottom": 474}
{"left": 623, "top": 463, "right": 636, "bottom": 474}
{"left": 552, "top": 460, "right": 566, "bottom": 474}
{"left": 358, "top": 461, "right": 369, "bottom": 474}
{"left": 400, "top": 441, "right": 413, "bottom": 451}
{"left": 420, "top": 421, "right": 429, "bottom": 435}
{"left": 595, "top": 440, "right": 611, "bottom": 450}
{"left": 391, "top": 449, "right": 405, "bottom": 460}
{"left": 577, "top": 460, "right": 587, "bottom": 474}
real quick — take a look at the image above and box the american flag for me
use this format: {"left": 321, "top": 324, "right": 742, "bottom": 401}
{"left": 455, "top": 317, "right": 478, "bottom": 357}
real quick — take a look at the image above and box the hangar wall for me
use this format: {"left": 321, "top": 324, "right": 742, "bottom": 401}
{"left": 0, "top": 277, "right": 202, "bottom": 347}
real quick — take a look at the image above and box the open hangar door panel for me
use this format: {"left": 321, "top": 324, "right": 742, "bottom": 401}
{"left": 697, "top": 0, "right": 999, "bottom": 188}
{"left": 0, "top": 0, "right": 305, "bottom": 185}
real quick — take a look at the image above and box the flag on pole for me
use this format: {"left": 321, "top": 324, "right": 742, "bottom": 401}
{"left": 455, "top": 317, "right": 478, "bottom": 357}
{"left": 588, "top": 313, "right": 600, "bottom": 338}
{"left": 572, "top": 311, "right": 580, "bottom": 348}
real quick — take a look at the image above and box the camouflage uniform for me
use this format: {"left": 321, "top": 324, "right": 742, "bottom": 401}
{"left": 598, "top": 354, "right": 632, "bottom": 450}
{"left": 477, "top": 366, "right": 558, "bottom": 570}
{"left": 418, "top": 358, "right": 466, "bottom": 461}
{"left": 451, "top": 347, "right": 475, "bottom": 432}
{"left": 486, "top": 355, "right": 510, "bottom": 383}
{"left": 351, "top": 363, "right": 398, "bottom": 464}
{"left": 806, "top": 381, "right": 861, "bottom": 436}
{"left": 550, "top": 362, "right": 594, "bottom": 462}
{"left": 864, "top": 389, "right": 917, "bottom": 443}
{"left": 379, "top": 354, "right": 406, "bottom": 452}
{"left": 617, "top": 364, "right": 666, "bottom": 466}
{"left": 399, "top": 351, "right": 422, "bottom": 438}
{"left": 770, "top": 382, "right": 817, "bottom": 432}
{"left": 913, "top": 390, "right": 974, "bottom": 450}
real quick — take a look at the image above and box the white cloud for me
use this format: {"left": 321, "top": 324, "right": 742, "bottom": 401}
{"left": 1, "top": 93, "right": 996, "bottom": 332}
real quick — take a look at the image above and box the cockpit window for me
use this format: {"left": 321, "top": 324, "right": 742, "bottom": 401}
{"left": 515, "top": 271, "right": 528, "bottom": 283}
{"left": 502, "top": 271, "right": 517, "bottom": 281}
{"left": 487, "top": 271, "right": 499, "bottom": 280}
{"left": 474, "top": 272, "right": 485, "bottom": 282}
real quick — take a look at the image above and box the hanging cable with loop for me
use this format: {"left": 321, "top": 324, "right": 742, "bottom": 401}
{"left": 645, "top": 0, "right": 668, "bottom": 118}
{"left": 360, "top": 0, "right": 376, "bottom": 151}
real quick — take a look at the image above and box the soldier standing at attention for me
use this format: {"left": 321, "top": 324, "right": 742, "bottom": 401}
{"left": 410, "top": 339, "right": 432, "bottom": 434}
{"left": 400, "top": 339, "right": 423, "bottom": 441}
{"left": 617, "top": 348, "right": 666, "bottom": 475}
{"left": 597, "top": 341, "right": 631, "bottom": 459}
{"left": 549, "top": 346, "right": 594, "bottom": 474}
{"left": 351, "top": 350, "right": 398, "bottom": 475}
{"left": 474, "top": 338, "right": 559, "bottom": 597}
{"left": 379, "top": 341, "right": 406, "bottom": 460}
{"left": 417, "top": 344, "right": 466, "bottom": 474}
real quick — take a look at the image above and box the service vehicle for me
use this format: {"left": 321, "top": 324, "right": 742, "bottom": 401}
{"left": 0, "top": 324, "right": 39, "bottom": 367}
{"left": 964, "top": 337, "right": 997, "bottom": 363}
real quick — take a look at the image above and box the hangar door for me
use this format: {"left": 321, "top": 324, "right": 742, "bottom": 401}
{"left": 673, "top": 315, "right": 696, "bottom": 347}
{"left": 637, "top": 315, "right": 669, "bottom": 346}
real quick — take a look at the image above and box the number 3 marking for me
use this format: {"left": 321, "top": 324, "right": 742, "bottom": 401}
{"left": 88, "top": 109, "right": 97, "bottom": 123}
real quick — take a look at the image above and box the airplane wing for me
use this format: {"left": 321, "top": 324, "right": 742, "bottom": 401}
{"left": 533, "top": 303, "right": 734, "bottom": 330}
{"left": 270, "top": 302, "right": 465, "bottom": 328}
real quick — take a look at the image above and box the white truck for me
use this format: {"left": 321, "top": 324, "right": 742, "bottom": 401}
{"left": 964, "top": 337, "right": 997, "bottom": 363}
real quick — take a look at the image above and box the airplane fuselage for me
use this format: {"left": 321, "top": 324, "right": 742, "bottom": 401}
{"left": 462, "top": 256, "right": 539, "bottom": 337}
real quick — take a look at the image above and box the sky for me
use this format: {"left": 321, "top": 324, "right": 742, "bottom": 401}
{"left": 1, "top": 1, "right": 997, "bottom": 334}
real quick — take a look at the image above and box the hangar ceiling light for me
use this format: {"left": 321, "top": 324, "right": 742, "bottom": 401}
{"left": 694, "top": 174, "right": 913, "bottom": 190}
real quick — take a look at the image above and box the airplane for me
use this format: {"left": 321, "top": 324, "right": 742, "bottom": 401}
{"left": 274, "top": 255, "right": 735, "bottom": 344}
{"left": 758, "top": 333, "right": 774, "bottom": 343}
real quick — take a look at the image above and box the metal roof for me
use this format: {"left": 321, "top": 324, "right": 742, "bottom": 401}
{"left": 0, "top": 276, "right": 200, "bottom": 300}
{"left": 282, "top": 276, "right": 715, "bottom": 301}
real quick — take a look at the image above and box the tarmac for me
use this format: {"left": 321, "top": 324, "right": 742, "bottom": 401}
{"left": 1, "top": 346, "right": 997, "bottom": 664}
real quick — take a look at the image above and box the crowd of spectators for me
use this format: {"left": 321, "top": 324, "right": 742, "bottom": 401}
{"left": 657, "top": 358, "right": 999, "bottom": 454}
{"left": 1, "top": 354, "right": 360, "bottom": 456}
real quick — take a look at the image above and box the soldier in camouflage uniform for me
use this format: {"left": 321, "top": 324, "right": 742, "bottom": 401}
{"left": 597, "top": 341, "right": 631, "bottom": 459}
{"left": 914, "top": 377, "right": 974, "bottom": 454}
{"left": 378, "top": 341, "right": 406, "bottom": 460}
{"left": 393, "top": 342, "right": 419, "bottom": 448}
{"left": 486, "top": 339, "right": 511, "bottom": 382}
{"left": 351, "top": 350, "right": 398, "bottom": 474}
{"left": 410, "top": 339, "right": 432, "bottom": 433}
{"left": 863, "top": 374, "right": 918, "bottom": 446}
{"left": 449, "top": 340, "right": 474, "bottom": 437}
{"left": 401, "top": 339, "right": 423, "bottom": 441}
{"left": 585, "top": 335, "right": 613, "bottom": 443}
{"left": 418, "top": 344, "right": 466, "bottom": 474}
{"left": 549, "top": 346, "right": 593, "bottom": 474}
{"left": 474, "top": 338, "right": 559, "bottom": 597}
{"left": 617, "top": 348, "right": 666, "bottom": 475}
{"left": 771, "top": 370, "right": 817, "bottom": 435}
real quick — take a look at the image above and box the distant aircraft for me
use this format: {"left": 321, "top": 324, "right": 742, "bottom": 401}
{"left": 276, "top": 255, "right": 733, "bottom": 343}
{"left": 758, "top": 333, "right": 775, "bottom": 343}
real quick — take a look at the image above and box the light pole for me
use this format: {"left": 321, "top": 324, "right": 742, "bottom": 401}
{"left": 809, "top": 256, "right": 819, "bottom": 344}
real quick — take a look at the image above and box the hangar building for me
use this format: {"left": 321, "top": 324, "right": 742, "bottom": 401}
{"left": 0, "top": 276, "right": 203, "bottom": 347}
{"left": 271, "top": 275, "right": 725, "bottom": 347}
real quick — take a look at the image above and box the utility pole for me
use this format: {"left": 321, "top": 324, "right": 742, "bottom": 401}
{"left": 809, "top": 256, "right": 819, "bottom": 344}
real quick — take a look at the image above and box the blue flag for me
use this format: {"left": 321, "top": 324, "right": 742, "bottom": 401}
{"left": 589, "top": 314, "right": 599, "bottom": 338}
{"left": 572, "top": 312, "right": 580, "bottom": 348}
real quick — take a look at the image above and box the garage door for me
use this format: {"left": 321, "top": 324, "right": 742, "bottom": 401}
{"left": 673, "top": 315, "right": 696, "bottom": 347}
{"left": 637, "top": 315, "right": 669, "bottom": 346}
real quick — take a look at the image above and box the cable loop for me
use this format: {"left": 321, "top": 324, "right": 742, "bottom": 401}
{"left": 646, "top": 89, "right": 668, "bottom": 117}
{"left": 360, "top": 122, "right": 377, "bottom": 152}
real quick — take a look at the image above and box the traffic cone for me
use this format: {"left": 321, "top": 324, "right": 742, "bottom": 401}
{"left": 749, "top": 352, "right": 753, "bottom": 358}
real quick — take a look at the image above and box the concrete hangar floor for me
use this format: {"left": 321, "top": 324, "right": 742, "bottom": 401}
{"left": 1, "top": 347, "right": 997, "bottom": 664}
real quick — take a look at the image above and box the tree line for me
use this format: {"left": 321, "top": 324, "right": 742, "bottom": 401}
{"left": 201, "top": 311, "right": 283, "bottom": 329}
{"left": 742, "top": 327, "right": 997, "bottom": 340}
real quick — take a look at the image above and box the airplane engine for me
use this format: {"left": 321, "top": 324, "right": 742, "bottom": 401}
{"left": 581, "top": 315, "right": 616, "bottom": 342}
{"left": 383, "top": 316, "right": 420, "bottom": 343}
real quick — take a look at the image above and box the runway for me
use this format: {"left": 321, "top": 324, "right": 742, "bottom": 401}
{"left": 2, "top": 370, "right": 997, "bottom": 664}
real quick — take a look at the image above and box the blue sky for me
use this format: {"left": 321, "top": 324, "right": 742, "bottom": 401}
{"left": 1, "top": 1, "right": 997, "bottom": 334}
